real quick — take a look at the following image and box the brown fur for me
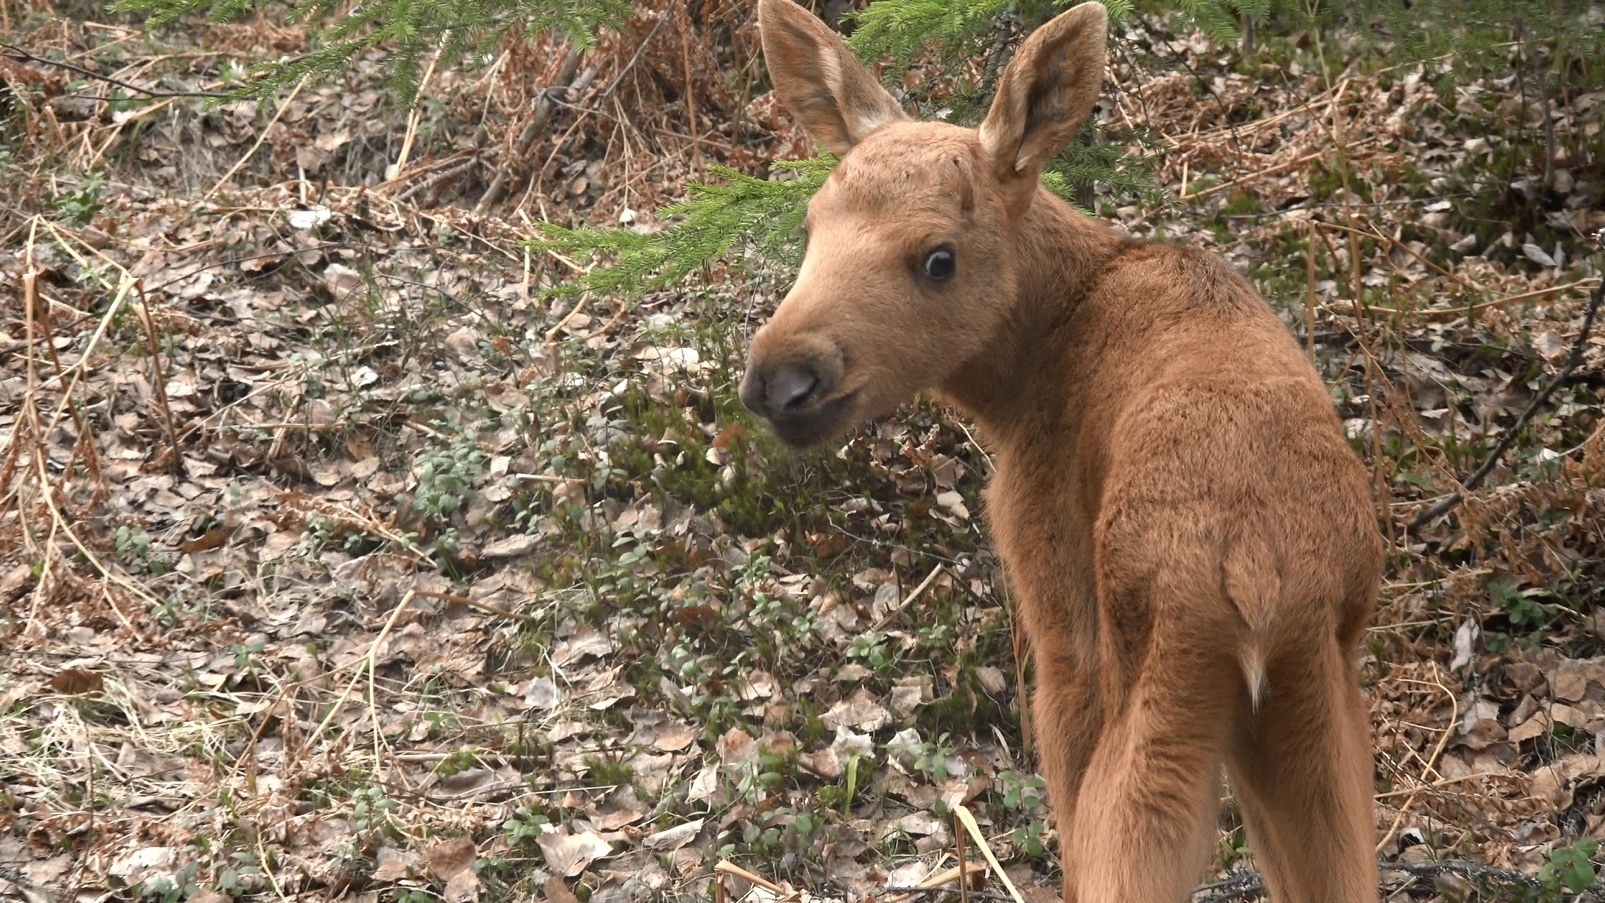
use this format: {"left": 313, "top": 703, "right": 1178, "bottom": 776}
{"left": 741, "top": 2, "right": 1384, "bottom": 900}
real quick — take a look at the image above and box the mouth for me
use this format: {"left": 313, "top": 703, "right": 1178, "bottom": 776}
{"left": 762, "top": 390, "right": 860, "bottom": 448}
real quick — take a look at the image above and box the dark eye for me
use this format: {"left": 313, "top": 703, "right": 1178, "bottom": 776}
{"left": 923, "top": 246, "right": 956, "bottom": 281}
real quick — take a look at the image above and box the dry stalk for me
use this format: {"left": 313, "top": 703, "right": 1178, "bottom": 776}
{"left": 1315, "top": 218, "right": 1479, "bottom": 292}
{"left": 29, "top": 446, "right": 143, "bottom": 632}
{"left": 1324, "top": 277, "right": 1600, "bottom": 321}
{"left": 885, "top": 863, "right": 990, "bottom": 903}
{"left": 871, "top": 563, "right": 945, "bottom": 631}
{"left": 410, "top": 587, "right": 535, "bottom": 622}
{"left": 85, "top": 96, "right": 177, "bottom": 169}
{"left": 391, "top": 30, "right": 451, "bottom": 180}
{"left": 545, "top": 293, "right": 593, "bottom": 342}
{"left": 303, "top": 590, "right": 419, "bottom": 752}
{"left": 205, "top": 74, "right": 309, "bottom": 200}
{"left": 1180, "top": 144, "right": 1370, "bottom": 200}
{"left": 1304, "top": 219, "right": 1317, "bottom": 361}
{"left": 952, "top": 804, "right": 1025, "bottom": 903}
{"left": 267, "top": 387, "right": 306, "bottom": 462}
{"left": 1374, "top": 666, "right": 1458, "bottom": 852}
{"left": 679, "top": 4, "right": 701, "bottom": 172}
{"left": 133, "top": 281, "right": 182, "bottom": 470}
{"left": 713, "top": 860, "right": 786, "bottom": 896}
{"left": 955, "top": 808, "right": 969, "bottom": 903}
{"left": 1006, "top": 581, "right": 1032, "bottom": 761}
{"left": 281, "top": 492, "right": 432, "bottom": 565}
{"left": 31, "top": 269, "right": 105, "bottom": 493}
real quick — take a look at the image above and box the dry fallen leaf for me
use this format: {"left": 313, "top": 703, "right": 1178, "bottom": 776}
{"left": 642, "top": 818, "right": 705, "bottom": 851}
{"left": 822, "top": 688, "right": 891, "bottom": 732}
{"left": 372, "top": 845, "right": 419, "bottom": 881}
{"left": 425, "top": 836, "right": 480, "bottom": 903}
{"left": 652, "top": 723, "right": 698, "bottom": 752}
{"left": 524, "top": 675, "right": 560, "bottom": 710}
{"left": 49, "top": 668, "right": 104, "bottom": 695}
{"left": 0, "top": 564, "right": 33, "bottom": 603}
{"left": 323, "top": 262, "right": 363, "bottom": 298}
{"left": 544, "top": 876, "right": 581, "bottom": 903}
{"left": 538, "top": 829, "right": 611, "bottom": 877}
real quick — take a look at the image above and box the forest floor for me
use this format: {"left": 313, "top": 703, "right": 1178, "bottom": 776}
{"left": 1, "top": 3, "right": 1604, "bottom": 903}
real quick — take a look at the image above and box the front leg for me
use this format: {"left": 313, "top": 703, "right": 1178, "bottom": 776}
{"left": 1020, "top": 608, "right": 1103, "bottom": 903}
{"left": 1034, "top": 656, "right": 1101, "bottom": 856}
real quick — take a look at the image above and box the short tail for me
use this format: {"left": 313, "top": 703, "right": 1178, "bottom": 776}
{"left": 1223, "top": 536, "right": 1278, "bottom": 711}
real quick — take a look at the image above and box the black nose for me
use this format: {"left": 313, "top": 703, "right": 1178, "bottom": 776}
{"left": 740, "top": 363, "right": 827, "bottom": 418}
{"left": 768, "top": 364, "right": 819, "bottom": 410}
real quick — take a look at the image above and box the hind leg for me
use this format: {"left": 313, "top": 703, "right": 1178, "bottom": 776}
{"left": 1060, "top": 624, "right": 1240, "bottom": 902}
{"left": 1227, "top": 638, "right": 1377, "bottom": 903}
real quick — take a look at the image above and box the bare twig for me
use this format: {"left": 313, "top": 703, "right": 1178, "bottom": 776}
{"left": 599, "top": 12, "right": 668, "bottom": 101}
{"left": 1410, "top": 274, "right": 1604, "bottom": 530}
{"left": 0, "top": 42, "right": 229, "bottom": 98}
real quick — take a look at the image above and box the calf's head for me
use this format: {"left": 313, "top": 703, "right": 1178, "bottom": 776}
{"left": 739, "top": 0, "right": 1109, "bottom": 446}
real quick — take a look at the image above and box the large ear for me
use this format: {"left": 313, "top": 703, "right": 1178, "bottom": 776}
{"left": 758, "top": 0, "right": 907, "bottom": 155}
{"left": 978, "top": 2, "right": 1108, "bottom": 186}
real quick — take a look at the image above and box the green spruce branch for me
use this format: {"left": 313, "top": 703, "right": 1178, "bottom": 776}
{"left": 533, "top": 159, "right": 832, "bottom": 300}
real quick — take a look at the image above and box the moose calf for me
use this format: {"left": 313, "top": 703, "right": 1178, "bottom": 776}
{"left": 738, "top": 2, "right": 1383, "bottom": 901}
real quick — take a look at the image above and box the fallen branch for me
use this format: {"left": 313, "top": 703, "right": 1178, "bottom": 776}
{"left": 1190, "top": 858, "right": 1567, "bottom": 901}
{"left": 1410, "top": 274, "right": 1604, "bottom": 530}
{"left": 475, "top": 48, "right": 582, "bottom": 212}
